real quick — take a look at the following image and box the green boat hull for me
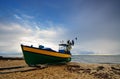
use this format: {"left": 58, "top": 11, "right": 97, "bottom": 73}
{"left": 23, "top": 51, "right": 71, "bottom": 66}
{"left": 21, "top": 45, "right": 71, "bottom": 66}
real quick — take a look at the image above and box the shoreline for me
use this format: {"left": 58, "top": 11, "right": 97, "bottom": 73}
{"left": 0, "top": 56, "right": 23, "bottom": 60}
{"left": 0, "top": 60, "right": 120, "bottom": 79}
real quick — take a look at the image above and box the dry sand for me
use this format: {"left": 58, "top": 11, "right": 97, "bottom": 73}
{"left": 0, "top": 60, "right": 120, "bottom": 79}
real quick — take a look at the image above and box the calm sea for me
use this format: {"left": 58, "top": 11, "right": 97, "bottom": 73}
{"left": 72, "top": 55, "right": 120, "bottom": 64}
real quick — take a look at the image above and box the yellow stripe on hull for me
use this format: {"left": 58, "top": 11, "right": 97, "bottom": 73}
{"left": 23, "top": 46, "right": 71, "bottom": 58}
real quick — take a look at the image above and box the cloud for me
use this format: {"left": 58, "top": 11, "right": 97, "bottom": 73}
{"left": 0, "top": 0, "right": 120, "bottom": 56}
{"left": 0, "top": 23, "right": 32, "bottom": 53}
{"left": 0, "top": 22, "right": 66, "bottom": 56}
{"left": 14, "top": 14, "right": 22, "bottom": 20}
{"left": 22, "top": 14, "right": 34, "bottom": 19}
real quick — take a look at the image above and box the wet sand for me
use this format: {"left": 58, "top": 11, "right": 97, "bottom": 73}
{"left": 0, "top": 60, "right": 120, "bottom": 79}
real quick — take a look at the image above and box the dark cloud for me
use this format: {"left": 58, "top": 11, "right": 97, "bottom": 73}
{"left": 65, "top": 0, "right": 120, "bottom": 41}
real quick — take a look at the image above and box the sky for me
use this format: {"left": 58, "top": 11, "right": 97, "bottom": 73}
{"left": 0, "top": 0, "right": 120, "bottom": 57}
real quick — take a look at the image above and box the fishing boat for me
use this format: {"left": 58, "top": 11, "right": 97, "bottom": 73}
{"left": 21, "top": 40, "right": 74, "bottom": 66}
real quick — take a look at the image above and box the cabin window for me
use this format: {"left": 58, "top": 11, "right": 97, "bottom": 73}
{"left": 59, "top": 45, "right": 66, "bottom": 53}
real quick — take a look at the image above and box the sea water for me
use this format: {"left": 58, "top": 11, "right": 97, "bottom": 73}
{"left": 72, "top": 55, "right": 120, "bottom": 64}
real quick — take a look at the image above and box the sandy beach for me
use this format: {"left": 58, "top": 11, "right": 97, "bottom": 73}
{"left": 0, "top": 59, "right": 120, "bottom": 79}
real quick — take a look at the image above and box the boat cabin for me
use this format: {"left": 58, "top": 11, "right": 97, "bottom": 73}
{"left": 59, "top": 44, "right": 71, "bottom": 54}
